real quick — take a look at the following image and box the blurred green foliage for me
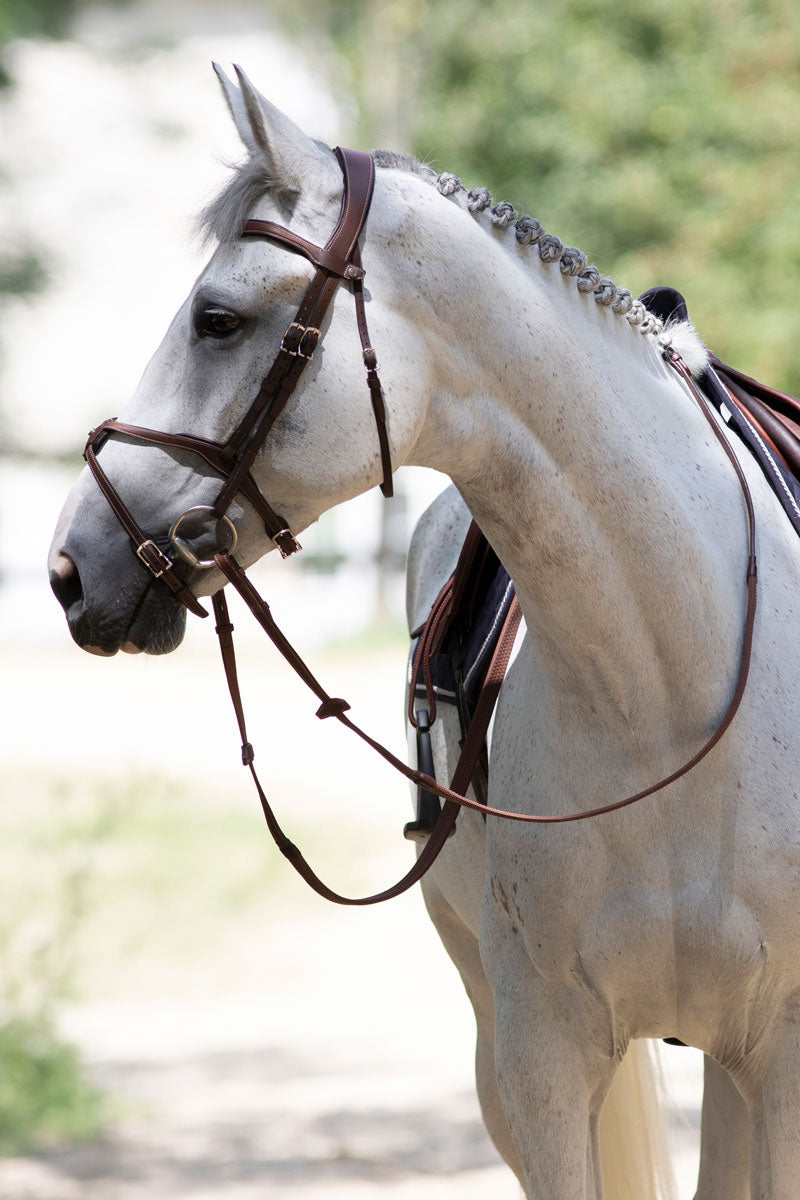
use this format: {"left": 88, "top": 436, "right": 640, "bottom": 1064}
{"left": 277, "top": 0, "right": 800, "bottom": 393}
{"left": 0, "top": 1018, "right": 105, "bottom": 1155}
{"left": 0, "top": 248, "right": 48, "bottom": 297}
{"left": 0, "top": 773, "right": 118, "bottom": 1155}
{"left": 0, "top": 0, "right": 82, "bottom": 83}
{"left": 0, "top": 0, "right": 81, "bottom": 46}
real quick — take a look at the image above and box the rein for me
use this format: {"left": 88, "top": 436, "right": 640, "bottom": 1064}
{"left": 83, "top": 147, "right": 759, "bottom": 906}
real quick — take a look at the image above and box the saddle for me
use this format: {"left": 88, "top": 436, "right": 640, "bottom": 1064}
{"left": 407, "top": 286, "right": 800, "bottom": 840}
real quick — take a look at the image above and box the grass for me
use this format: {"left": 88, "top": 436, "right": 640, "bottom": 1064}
{"left": 0, "top": 774, "right": 116, "bottom": 1155}
{"left": 0, "top": 1017, "right": 106, "bottom": 1156}
{"left": 0, "top": 768, "right": 307, "bottom": 1154}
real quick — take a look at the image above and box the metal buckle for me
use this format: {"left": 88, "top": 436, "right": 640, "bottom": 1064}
{"left": 280, "top": 322, "right": 305, "bottom": 356}
{"left": 297, "top": 326, "right": 321, "bottom": 360}
{"left": 273, "top": 528, "right": 302, "bottom": 559}
{"left": 280, "top": 323, "right": 321, "bottom": 360}
{"left": 136, "top": 539, "right": 172, "bottom": 579}
{"left": 169, "top": 506, "right": 238, "bottom": 569}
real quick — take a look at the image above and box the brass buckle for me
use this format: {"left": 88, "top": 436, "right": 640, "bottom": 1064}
{"left": 280, "top": 322, "right": 305, "bottom": 356}
{"left": 169, "top": 506, "right": 238, "bottom": 569}
{"left": 136, "top": 539, "right": 172, "bottom": 578}
{"left": 280, "top": 323, "right": 321, "bottom": 360}
{"left": 297, "top": 326, "right": 321, "bottom": 360}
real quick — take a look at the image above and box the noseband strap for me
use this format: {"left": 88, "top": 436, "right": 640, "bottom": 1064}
{"left": 83, "top": 146, "right": 392, "bottom": 613}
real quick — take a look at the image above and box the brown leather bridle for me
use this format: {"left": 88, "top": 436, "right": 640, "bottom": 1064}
{"left": 84, "top": 146, "right": 392, "bottom": 621}
{"left": 82, "top": 148, "right": 759, "bottom": 906}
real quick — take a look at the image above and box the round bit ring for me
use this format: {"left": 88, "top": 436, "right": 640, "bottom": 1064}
{"left": 169, "top": 506, "right": 238, "bottom": 569}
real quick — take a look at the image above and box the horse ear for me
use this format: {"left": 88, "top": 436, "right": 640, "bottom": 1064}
{"left": 212, "top": 62, "right": 337, "bottom": 193}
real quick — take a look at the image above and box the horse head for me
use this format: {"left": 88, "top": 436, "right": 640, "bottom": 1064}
{"left": 49, "top": 65, "right": 438, "bottom": 655}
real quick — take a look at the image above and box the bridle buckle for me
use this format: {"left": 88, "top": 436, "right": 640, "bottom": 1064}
{"left": 281, "top": 323, "right": 321, "bottom": 360}
{"left": 273, "top": 528, "right": 302, "bottom": 559}
{"left": 136, "top": 539, "right": 172, "bottom": 578}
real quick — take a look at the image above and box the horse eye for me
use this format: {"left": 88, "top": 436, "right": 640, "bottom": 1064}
{"left": 194, "top": 305, "right": 242, "bottom": 339}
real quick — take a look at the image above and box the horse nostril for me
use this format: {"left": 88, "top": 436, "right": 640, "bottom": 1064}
{"left": 49, "top": 553, "right": 83, "bottom": 613}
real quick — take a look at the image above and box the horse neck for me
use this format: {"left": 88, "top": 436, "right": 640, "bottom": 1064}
{"left": 406, "top": 215, "right": 746, "bottom": 746}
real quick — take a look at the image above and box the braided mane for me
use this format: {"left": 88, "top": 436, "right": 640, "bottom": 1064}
{"left": 373, "top": 150, "right": 665, "bottom": 341}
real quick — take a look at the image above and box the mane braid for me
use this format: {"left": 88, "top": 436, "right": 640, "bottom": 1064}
{"left": 425, "top": 166, "right": 665, "bottom": 341}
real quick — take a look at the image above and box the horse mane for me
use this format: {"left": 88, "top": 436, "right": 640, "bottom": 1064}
{"left": 379, "top": 153, "right": 712, "bottom": 365}
{"left": 197, "top": 147, "right": 709, "bottom": 363}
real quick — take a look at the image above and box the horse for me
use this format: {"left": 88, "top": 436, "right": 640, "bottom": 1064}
{"left": 48, "top": 64, "right": 800, "bottom": 1197}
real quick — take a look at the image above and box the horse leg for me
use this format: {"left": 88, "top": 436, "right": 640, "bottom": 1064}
{"left": 748, "top": 1017, "right": 800, "bottom": 1200}
{"left": 421, "top": 875, "right": 525, "bottom": 1184}
{"left": 694, "top": 1055, "right": 750, "bottom": 1200}
{"left": 483, "top": 924, "right": 615, "bottom": 1200}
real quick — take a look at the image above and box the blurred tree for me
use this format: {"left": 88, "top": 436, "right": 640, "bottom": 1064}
{"left": 0, "top": 0, "right": 83, "bottom": 309}
{"left": 0, "top": 0, "right": 83, "bottom": 82}
{"left": 0, "top": 0, "right": 87, "bottom": 451}
{"left": 273, "top": 0, "right": 800, "bottom": 393}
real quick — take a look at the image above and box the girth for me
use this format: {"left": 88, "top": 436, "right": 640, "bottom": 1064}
{"left": 83, "top": 145, "right": 393, "bottom": 618}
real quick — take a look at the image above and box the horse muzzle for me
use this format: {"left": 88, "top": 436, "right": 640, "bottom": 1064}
{"left": 48, "top": 499, "right": 189, "bottom": 656}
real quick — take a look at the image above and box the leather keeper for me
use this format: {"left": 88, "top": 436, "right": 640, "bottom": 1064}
{"left": 316, "top": 697, "right": 351, "bottom": 719}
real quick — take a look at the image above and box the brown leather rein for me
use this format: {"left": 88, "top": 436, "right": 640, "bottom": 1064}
{"left": 83, "top": 147, "right": 759, "bottom": 906}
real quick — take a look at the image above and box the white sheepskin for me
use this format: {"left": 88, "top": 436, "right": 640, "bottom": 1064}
{"left": 660, "top": 319, "right": 709, "bottom": 378}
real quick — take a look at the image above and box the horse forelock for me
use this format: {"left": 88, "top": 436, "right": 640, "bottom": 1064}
{"left": 195, "top": 157, "right": 283, "bottom": 246}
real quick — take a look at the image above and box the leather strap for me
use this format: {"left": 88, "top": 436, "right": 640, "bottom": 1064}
{"left": 207, "top": 347, "right": 758, "bottom": 853}
{"left": 88, "top": 418, "right": 295, "bottom": 547}
{"left": 241, "top": 221, "right": 366, "bottom": 279}
{"left": 84, "top": 430, "right": 209, "bottom": 619}
{"left": 211, "top": 584, "right": 522, "bottom": 905}
{"left": 231, "top": 151, "right": 392, "bottom": 502}
{"left": 351, "top": 244, "right": 393, "bottom": 497}
{"left": 407, "top": 519, "right": 496, "bottom": 728}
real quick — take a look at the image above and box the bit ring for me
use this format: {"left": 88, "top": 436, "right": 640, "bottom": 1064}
{"left": 169, "top": 506, "right": 238, "bottom": 569}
